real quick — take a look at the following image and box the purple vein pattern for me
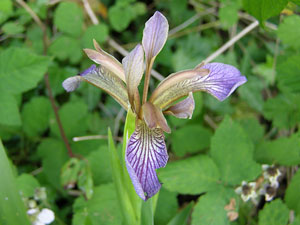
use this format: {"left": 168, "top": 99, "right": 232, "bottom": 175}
{"left": 200, "top": 63, "right": 247, "bottom": 101}
{"left": 125, "top": 121, "right": 168, "bottom": 200}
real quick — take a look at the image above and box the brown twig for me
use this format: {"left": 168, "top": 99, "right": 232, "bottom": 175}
{"left": 17, "top": 0, "right": 75, "bottom": 158}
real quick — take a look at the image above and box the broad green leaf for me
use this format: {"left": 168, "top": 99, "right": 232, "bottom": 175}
{"left": 37, "top": 138, "right": 69, "bottom": 189}
{"left": 171, "top": 125, "right": 212, "bottom": 157}
{"left": 204, "top": 96, "right": 234, "bottom": 115}
{"left": 72, "top": 183, "right": 122, "bottom": 225}
{"left": 255, "top": 135, "right": 300, "bottom": 166}
{"left": 167, "top": 202, "right": 193, "bottom": 225}
{"left": 238, "top": 117, "right": 264, "bottom": 145}
{"left": 48, "top": 35, "right": 82, "bottom": 64}
{"left": 154, "top": 188, "right": 178, "bottom": 225}
{"left": 0, "top": 140, "right": 31, "bottom": 225}
{"left": 211, "top": 116, "right": 261, "bottom": 185}
{"left": 2, "top": 22, "right": 24, "bottom": 35}
{"left": 54, "top": 2, "right": 83, "bottom": 37}
{"left": 0, "top": 0, "right": 13, "bottom": 24}
{"left": 243, "top": 0, "right": 288, "bottom": 23}
{"left": 16, "top": 174, "right": 40, "bottom": 198}
{"left": 285, "top": 170, "right": 300, "bottom": 214}
{"left": 108, "top": 4, "right": 133, "bottom": 32}
{"left": 277, "top": 15, "right": 300, "bottom": 49}
{"left": 22, "top": 97, "right": 52, "bottom": 138}
{"left": 291, "top": 0, "right": 300, "bottom": 5}
{"left": 50, "top": 100, "right": 88, "bottom": 139}
{"left": 219, "top": 0, "right": 240, "bottom": 28}
{"left": 82, "top": 24, "right": 109, "bottom": 48}
{"left": 252, "top": 55, "right": 274, "bottom": 85}
{"left": 191, "top": 190, "right": 236, "bottom": 225}
{"left": 263, "top": 94, "right": 300, "bottom": 129}
{"left": 159, "top": 155, "right": 220, "bottom": 194}
{"left": 0, "top": 93, "right": 21, "bottom": 126}
{"left": 258, "top": 199, "right": 289, "bottom": 225}
{"left": 277, "top": 55, "right": 300, "bottom": 94}
{"left": 141, "top": 199, "right": 154, "bottom": 225}
{"left": 0, "top": 47, "right": 50, "bottom": 94}
{"left": 78, "top": 161, "right": 94, "bottom": 200}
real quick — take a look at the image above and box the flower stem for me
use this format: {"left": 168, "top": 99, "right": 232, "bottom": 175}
{"left": 142, "top": 59, "right": 154, "bottom": 105}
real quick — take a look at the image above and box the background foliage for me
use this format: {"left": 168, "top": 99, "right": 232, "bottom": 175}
{"left": 1, "top": 0, "right": 300, "bottom": 224}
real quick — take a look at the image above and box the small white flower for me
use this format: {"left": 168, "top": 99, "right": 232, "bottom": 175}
{"left": 36, "top": 208, "right": 55, "bottom": 224}
{"left": 27, "top": 208, "right": 38, "bottom": 215}
{"left": 262, "top": 164, "right": 281, "bottom": 187}
{"left": 235, "top": 181, "right": 257, "bottom": 202}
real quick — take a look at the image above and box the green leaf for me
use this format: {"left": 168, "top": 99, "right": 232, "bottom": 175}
{"left": 48, "top": 35, "right": 82, "bottom": 64}
{"left": 154, "top": 188, "right": 178, "bottom": 225}
{"left": 219, "top": 1, "right": 240, "bottom": 29}
{"left": 171, "top": 125, "right": 212, "bottom": 157}
{"left": 82, "top": 24, "right": 109, "bottom": 48}
{"left": 54, "top": 2, "right": 83, "bottom": 37}
{"left": 263, "top": 94, "right": 300, "bottom": 129}
{"left": 277, "top": 55, "right": 300, "bottom": 94}
{"left": 277, "top": 15, "right": 300, "bottom": 49}
{"left": 108, "top": 4, "right": 133, "bottom": 32}
{"left": 211, "top": 116, "right": 261, "bottom": 185}
{"left": 2, "top": 22, "right": 24, "bottom": 35}
{"left": 50, "top": 100, "right": 88, "bottom": 139}
{"left": 191, "top": 190, "right": 236, "bottom": 225}
{"left": 22, "top": 97, "right": 52, "bottom": 138}
{"left": 242, "top": 0, "right": 288, "bottom": 23}
{"left": 0, "top": 0, "right": 13, "bottom": 24}
{"left": 37, "top": 138, "right": 69, "bottom": 189}
{"left": 159, "top": 155, "right": 220, "bottom": 194}
{"left": 258, "top": 199, "right": 289, "bottom": 225}
{"left": 252, "top": 55, "right": 274, "bottom": 85}
{"left": 16, "top": 173, "right": 40, "bottom": 198}
{"left": 0, "top": 93, "right": 21, "bottom": 126}
{"left": 167, "top": 202, "right": 193, "bottom": 225}
{"left": 72, "top": 183, "right": 122, "bottom": 225}
{"left": 78, "top": 161, "right": 94, "bottom": 200}
{"left": 285, "top": 170, "right": 300, "bottom": 214}
{"left": 255, "top": 135, "right": 300, "bottom": 166}
{"left": 238, "top": 117, "right": 264, "bottom": 145}
{"left": 0, "top": 47, "right": 50, "bottom": 94}
{"left": 61, "top": 158, "right": 82, "bottom": 189}
{"left": 0, "top": 140, "right": 31, "bottom": 225}
{"left": 141, "top": 199, "right": 154, "bottom": 225}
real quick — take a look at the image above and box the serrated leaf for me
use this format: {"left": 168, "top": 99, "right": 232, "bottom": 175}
{"left": 22, "top": 97, "right": 52, "bottom": 138}
{"left": 243, "top": 0, "right": 288, "bottom": 23}
{"left": 277, "top": 55, "right": 300, "bottom": 94}
{"left": 277, "top": 15, "right": 300, "bottom": 49}
{"left": 154, "top": 188, "right": 178, "bottom": 225}
{"left": 54, "top": 2, "right": 83, "bottom": 37}
{"left": 16, "top": 173, "right": 40, "bottom": 198}
{"left": 255, "top": 135, "right": 300, "bottom": 166}
{"left": 48, "top": 35, "right": 82, "bottom": 64}
{"left": 0, "top": 93, "right": 21, "bottom": 126}
{"left": 82, "top": 24, "right": 109, "bottom": 48}
{"left": 50, "top": 100, "right": 88, "bottom": 139}
{"left": 0, "top": 47, "right": 50, "bottom": 94}
{"left": 285, "top": 170, "right": 300, "bottom": 214}
{"left": 171, "top": 125, "right": 212, "bottom": 157}
{"left": 159, "top": 155, "right": 220, "bottom": 194}
{"left": 263, "top": 94, "right": 300, "bottom": 129}
{"left": 238, "top": 117, "right": 264, "bottom": 145}
{"left": 211, "top": 116, "right": 261, "bottom": 185}
{"left": 258, "top": 199, "right": 289, "bottom": 225}
{"left": 72, "top": 183, "right": 122, "bottom": 225}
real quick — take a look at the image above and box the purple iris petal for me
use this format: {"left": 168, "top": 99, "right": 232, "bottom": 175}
{"left": 125, "top": 121, "right": 168, "bottom": 200}
{"left": 80, "top": 64, "right": 97, "bottom": 76}
{"left": 201, "top": 63, "right": 247, "bottom": 101}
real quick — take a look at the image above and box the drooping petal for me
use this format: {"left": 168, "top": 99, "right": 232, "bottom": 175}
{"left": 62, "top": 65, "right": 129, "bottom": 110}
{"left": 150, "top": 63, "right": 246, "bottom": 109}
{"left": 122, "top": 44, "right": 144, "bottom": 113}
{"left": 83, "top": 40, "right": 126, "bottom": 82}
{"left": 125, "top": 120, "right": 168, "bottom": 200}
{"left": 164, "top": 92, "right": 195, "bottom": 119}
{"left": 142, "top": 11, "right": 169, "bottom": 64}
{"left": 142, "top": 102, "right": 171, "bottom": 133}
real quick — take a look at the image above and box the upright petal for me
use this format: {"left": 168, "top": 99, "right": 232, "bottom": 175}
{"left": 125, "top": 121, "right": 168, "bottom": 200}
{"left": 150, "top": 63, "right": 246, "bottom": 109}
{"left": 142, "top": 11, "right": 169, "bottom": 64}
{"left": 164, "top": 92, "right": 195, "bottom": 119}
{"left": 84, "top": 40, "right": 126, "bottom": 82}
{"left": 122, "top": 44, "right": 144, "bottom": 113}
{"left": 62, "top": 65, "right": 129, "bottom": 110}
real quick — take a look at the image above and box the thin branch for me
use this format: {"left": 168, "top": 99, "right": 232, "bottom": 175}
{"left": 81, "top": 0, "right": 165, "bottom": 81}
{"left": 73, "top": 135, "right": 123, "bottom": 142}
{"left": 17, "top": 0, "right": 75, "bottom": 158}
{"left": 203, "top": 20, "right": 259, "bottom": 64}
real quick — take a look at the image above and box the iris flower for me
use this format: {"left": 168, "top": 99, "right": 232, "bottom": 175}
{"left": 63, "top": 12, "right": 247, "bottom": 200}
